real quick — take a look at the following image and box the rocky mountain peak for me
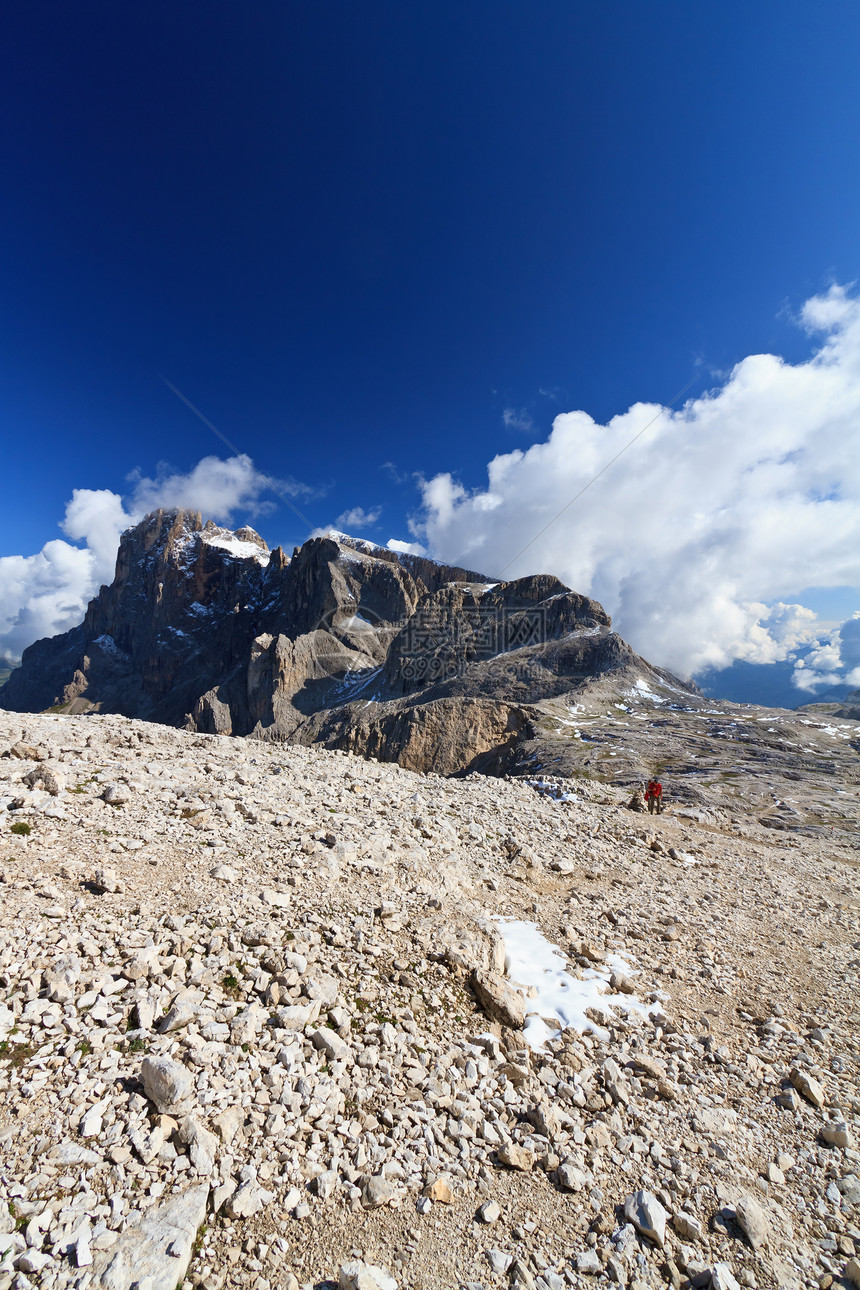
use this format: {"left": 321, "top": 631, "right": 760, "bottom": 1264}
{"left": 0, "top": 512, "right": 697, "bottom": 774}
{"left": 116, "top": 507, "right": 270, "bottom": 574}
{"left": 118, "top": 505, "right": 202, "bottom": 566}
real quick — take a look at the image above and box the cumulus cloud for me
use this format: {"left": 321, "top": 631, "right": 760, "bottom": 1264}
{"left": 127, "top": 454, "right": 314, "bottom": 520}
{"left": 0, "top": 541, "right": 97, "bottom": 666}
{"left": 61, "top": 488, "right": 133, "bottom": 574}
{"left": 333, "top": 505, "right": 381, "bottom": 532}
{"left": 412, "top": 284, "right": 860, "bottom": 680}
{"left": 386, "top": 538, "right": 427, "bottom": 556}
{"left": 793, "top": 613, "right": 860, "bottom": 692}
{"left": 0, "top": 454, "right": 281, "bottom": 665}
{"left": 841, "top": 616, "right": 860, "bottom": 687}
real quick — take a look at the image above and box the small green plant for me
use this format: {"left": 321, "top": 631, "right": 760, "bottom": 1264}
{"left": 221, "top": 972, "right": 242, "bottom": 998}
{"left": 75, "top": 1039, "right": 93, "bottom": 1057}
{"left": 0, "top": 1040, "right": 36, "bottom": 1068}
{"left": 10, "top": 822, "right": 31, "bottom": 837}
{"left": 191, "top": 1221, "right": 208, "bottom": 1259}
{"left": 126, "top": 1037, "right": 146, "bottom": 1053}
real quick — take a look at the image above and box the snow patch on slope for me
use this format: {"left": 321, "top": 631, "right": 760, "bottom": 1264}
{"left": 204, "top": 535, "right": 270, "bottom": 565}
{"left": 495, "top": 918, "right": 659, "bottom": 1049}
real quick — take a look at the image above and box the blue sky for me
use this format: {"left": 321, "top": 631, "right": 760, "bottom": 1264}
{"left": 2, "top": 2, "right": 859, "bottom": 703}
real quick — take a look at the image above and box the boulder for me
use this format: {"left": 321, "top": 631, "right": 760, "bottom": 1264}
{"left": 471, "top": 969, "right": 525, "bottom": 1029}
{"left": 338, "top": 1262, "right": 398, "bottom": 1290}
{"left": 312, "top": 1025, "right": 353, "bottom": 1064}
{"left": 790, "top": 1068, "right": 826, "bottom": 1108}
{"left": 87, "top": 1184, "right": 208, "bottom": 1289}
{"left": 361, "top": 1175, "right": 398, "bottom": 1209}
{"left": 422, "top": 1176, "right": 454, "bottom": 1204}
{"left": 734, "top": 1193, "right": 769, "bottom": 1251}
{"left": 158, "top": 988, "right": 203, "bottom": 1032}
{"left": 497, "top": 1144, "right": 535, "bottom": 1172}
{"left": 230, "top": 1002, "right": 264, "bottom": 1045}
{"left": 622, "top": 1189, "right": 667, "bottom": 1247}
{"left": 141, "top": 1056, "right": 194, "bottom": 1115}
{"left": 225, "top": 1178, "right": 273, "bottom": 1219}
{"left": 710, "top": 1264, "right": 742, "bottom": 1290}
{"left": 820, "top": 1120, "right": 854, "bottom": 1149}
{"left": 442, "top": 921, "right": 506, "bottom": 975}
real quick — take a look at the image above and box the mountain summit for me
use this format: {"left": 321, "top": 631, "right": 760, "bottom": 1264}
{"left": 0, "top": 509, "right": 695, "bottom": 773}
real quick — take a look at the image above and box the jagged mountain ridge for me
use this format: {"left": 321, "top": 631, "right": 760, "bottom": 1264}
{"left": 0, "top": 509, "right": 695, "bottom": 773}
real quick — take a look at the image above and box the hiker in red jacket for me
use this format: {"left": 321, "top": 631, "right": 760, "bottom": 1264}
{"left": 645, "top": 779, "right": 663, "bottom": 815}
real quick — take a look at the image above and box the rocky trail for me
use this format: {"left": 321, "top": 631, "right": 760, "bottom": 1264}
{"left": 1, "top": 711, "right": 859, "bottom": 1290}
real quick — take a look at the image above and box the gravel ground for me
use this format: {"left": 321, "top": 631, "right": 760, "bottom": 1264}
{"left": 0, "top": 710, "right": 858, "bottom": 1290}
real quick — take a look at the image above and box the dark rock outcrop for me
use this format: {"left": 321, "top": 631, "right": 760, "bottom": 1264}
{"left": 0, "top": 509, "right": 697, "bottom": 773}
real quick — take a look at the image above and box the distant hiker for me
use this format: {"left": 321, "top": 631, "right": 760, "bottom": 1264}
{"left": 645, "top": 779, "right": 663, "bottom": 815}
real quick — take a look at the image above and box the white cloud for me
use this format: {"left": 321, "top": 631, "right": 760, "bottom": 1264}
{"left": 61, "top": 488, "right": 133, "bottom": 573}
{"left": 386, "top": 538, "right": 427, "bottom": 556}
{"left": 413, "top": 284, "right": 860, "bottom": 680}
{"left": 838, "top": 614, "right": 860, "bottom": 672}
{"left": 0, "top": 454, "right": 281, "bottom": 665}
{"left": 793, "top": 613, "right": 860, "bottom": 692}
{"left": 125, "top": 453, "right": 314, "bottom": 520}
{"left": 0, "top": 540, "right": 98, "bottom": 664}
{"left": 334, "top": 505, "right": 382, "bottom": 532}
{"left": 502, "top": 407, "right": 534, "bottom": 433}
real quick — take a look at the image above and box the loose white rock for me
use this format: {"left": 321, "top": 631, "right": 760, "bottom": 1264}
{"left": 141, "top": 1055, "right": 194, "bottom": 1114}
{"left": 622, "top": 1189, "right": 668, "bottom": 1247}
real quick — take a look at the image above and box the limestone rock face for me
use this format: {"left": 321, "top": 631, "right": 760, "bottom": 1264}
{"left": 294, "top": 696, "right": 533, "bottom": 776}
{"left": 0, "top": 511, "right": 695, "bottom": 775}
{"left": 383, "top": 575, "right": 610, "bottom": 698}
